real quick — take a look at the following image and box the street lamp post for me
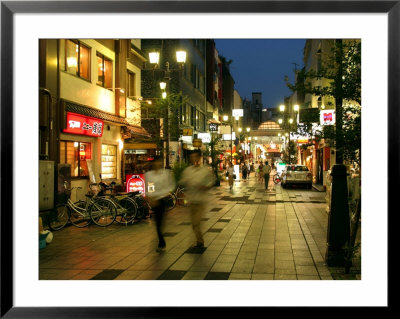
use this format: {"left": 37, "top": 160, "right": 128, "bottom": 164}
{"left": 148, "top": 47, "right": 186, "bottom": 168}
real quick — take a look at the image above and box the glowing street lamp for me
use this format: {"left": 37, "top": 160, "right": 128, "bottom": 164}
{"left": 148, "top": 52, "right": 160, "bottom": 65}
{"left": 279, "top": 104, "right": 285, "bottom": 112}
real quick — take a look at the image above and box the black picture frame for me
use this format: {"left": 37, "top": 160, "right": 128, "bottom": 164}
{"left": 1, "top": 1, "right": 395, "bottom": 317}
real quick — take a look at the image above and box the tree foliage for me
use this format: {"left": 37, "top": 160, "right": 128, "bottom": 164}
{"left": 285, "top": 40, "right": 361, "bottom": 166}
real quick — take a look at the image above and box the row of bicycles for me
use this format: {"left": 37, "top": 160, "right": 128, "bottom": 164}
{"left": 47, "top": 181, "right": 186, "bottom": 231}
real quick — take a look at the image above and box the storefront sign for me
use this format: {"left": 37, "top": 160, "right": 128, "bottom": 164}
{"left": 232, "top": 109, "right": 243, "bottom": 117}
{"left": 197, "top": 133, "right": 211, "bottom": 143}
{"left": 209, "top": 123, "right": 218, "bottom": 132}
{"left": 181, "top": 136, "right": 193, "bottom": 143}
{"left": 182, "top": 128, "right": 193, "bottom": 136}
{"left": 126, "top": 174, "right": 146, "bottom": 194}
{"left": 193, "top": 139, "right": 203, "bottom": 147}
{"left": 124, "top": 149, "right": 147, "bottom": 155}
{"left": 320, "top": 110, "right": 336, "bottom": 125}
{"left": 64, "top": 112, "right": 104, "bottom": 137}
{"left": 222, "top": 132, "right": 236, "bottom": 141}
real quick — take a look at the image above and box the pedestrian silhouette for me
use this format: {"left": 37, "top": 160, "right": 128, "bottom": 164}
{"left": 180, "top": 151, "right": 215, "bottom": 248}
{"left": 144, "top": 156, "right": 175, "bottom": 252}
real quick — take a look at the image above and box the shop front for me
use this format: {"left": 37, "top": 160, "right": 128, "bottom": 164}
{"left": 60, "top": 100, "right": 150, "bottom": 201}
{"left": 123, "top": 142, "right": 157, "bottom": 176}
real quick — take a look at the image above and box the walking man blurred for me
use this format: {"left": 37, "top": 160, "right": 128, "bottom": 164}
{"left": 262, "top": 161, "right": 272, "bottom": 190}
{"left": 144, "top": 157, "right": 175, "bottom": 252}
{"left": 180, "top": 151, "right": 215, "bottom": 248}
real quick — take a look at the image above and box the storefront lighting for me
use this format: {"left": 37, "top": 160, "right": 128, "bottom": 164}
{"left": 238, "top": 128, "right": 242, "bottom": 132}
{"left": 118, "top": 139, "right": 124, "bottom": 151}
{"left": 74, "top": 142, "right": 79, "bottom": 147}
{"left": 246, "top": 127, "right": 250, "bottom": 132}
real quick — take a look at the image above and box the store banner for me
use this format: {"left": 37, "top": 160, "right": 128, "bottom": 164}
{"left": 63, "top": 112, "right": 104, "bottom": 137}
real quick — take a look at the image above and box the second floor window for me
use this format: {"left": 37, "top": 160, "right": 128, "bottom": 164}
{"left": 127, "top": 71, "right": 136, "bottom": 98}
{"left": 97, "top": 53, "right": 112, "bottom": 88}
{"left": 65, "top": 40, "right": 90, "bottom": 80}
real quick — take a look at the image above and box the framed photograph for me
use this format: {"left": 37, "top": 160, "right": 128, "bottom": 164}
{"left": 1, "top": 0, "right": 395, "bottom": 316}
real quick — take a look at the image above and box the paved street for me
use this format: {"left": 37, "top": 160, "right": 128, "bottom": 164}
{"left": 39, "top": 174, "right": 333, "bottom": 280}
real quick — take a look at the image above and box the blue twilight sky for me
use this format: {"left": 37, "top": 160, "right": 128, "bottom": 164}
{"left": 214, "top": 39, "right": 306, "bottom": 109}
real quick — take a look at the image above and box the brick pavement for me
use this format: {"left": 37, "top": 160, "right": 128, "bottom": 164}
{"left": 39, "top": 174, "right": 333, "bottom": 280}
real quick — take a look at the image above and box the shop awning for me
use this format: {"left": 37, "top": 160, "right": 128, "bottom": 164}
{"left": 208, "top": 118, "right": 221, "bottom": 125}
{"left": 122, "top": 125, "right": 151, "bottom": 139}
{"left": 63, "top": 99, "right": 151, "bottom": 138}
{"left": 124, "top": 142, "right": 157, "bottom": 150}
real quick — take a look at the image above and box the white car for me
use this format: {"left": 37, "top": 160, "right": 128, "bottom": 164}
{"left": 281, "top": 165, "right": 312, "bottom": 189}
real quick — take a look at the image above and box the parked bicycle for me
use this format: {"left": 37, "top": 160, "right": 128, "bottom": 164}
{"left": 169, "top": 185, "right": 187, "bottom": 208}
{"left": 47, "top": 182, "right": 117, "bottom": 230}
{"left": 273, "top": 171, "right": 282, "bottom": 184}
{"left": 96, "top": 181, "right": 138, "bottom": 225}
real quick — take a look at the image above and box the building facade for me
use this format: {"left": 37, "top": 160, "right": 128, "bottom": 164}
{"left": 39, "top": 39, "right": 148, "bottom": 202}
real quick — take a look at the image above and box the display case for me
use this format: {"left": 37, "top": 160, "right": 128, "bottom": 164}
{"left": 101, "top": 144, "right": 117, "bottom": 179}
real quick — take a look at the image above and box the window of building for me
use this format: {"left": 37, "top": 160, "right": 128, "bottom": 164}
{"left": 127, "top": 70, "right": 136, "bottom": 98}
{"left": 60, "top": 141, "right": 92, "bottom": 178}
{"left": 191, "top": 106, "right": 196, "bottom": 128}
{"left": 180, "top": 103, "right": 187, "bottom": 124}
{"left": 186, "top": 103, "right": 191, "bottom": 125}
{"left": 65, "top": 40, "right": 90, "bottom": 80}
{"left": 101, "top": 144, "right": 117, "bottom": 179}
{"left": 97, "top": 53, "right": 113, "bottom": 88}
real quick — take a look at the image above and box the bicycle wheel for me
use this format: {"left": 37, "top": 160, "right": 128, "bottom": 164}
{"left": 89, "top": 198, "right": 117, "bottom": 227}
{"left": 176, "top": 188, "right": 187, "bottom": 206}
{"left": 115, "top": 197, "right": 137, "bottom": 224}
{"left": 134, "top": 195, "right": 150, "bottom": 219}
{"left": 165, "top": 193, "right": 177, "bottom": 211}
{"left": 273, "top": 174, "right": 281, "bottom": 184}
{"left": 70, "top": 200, "right": 92, "bottom": 228}
{"left": 48, "top": 204, "right": 70, "bottom": 231}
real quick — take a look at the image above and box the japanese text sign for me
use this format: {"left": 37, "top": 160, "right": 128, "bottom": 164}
{"left": 64, "top": 112, "right": 104, "bottom": 137}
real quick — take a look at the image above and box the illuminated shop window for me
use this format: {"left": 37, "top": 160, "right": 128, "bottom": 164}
{"left": 65, "top": 40, "right": 90, "bottom": 80}
{"left": 101, "top": 144, "right": 117, "bottom": 179}
{"left": 97, "top": 52, "right": 113, "bottom": 88}
{"left": 60, "top": 141, "right": 92, "bottom": 177}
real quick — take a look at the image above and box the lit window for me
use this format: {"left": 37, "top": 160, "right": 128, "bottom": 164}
{"left": 65, "top": 40, "right": 90, "bottom": 80}
{"left": 97, "top": 53, "right": 113, "bottom": 88}
{"left": 60, "top": 141, "right": 91, "bottom": 178}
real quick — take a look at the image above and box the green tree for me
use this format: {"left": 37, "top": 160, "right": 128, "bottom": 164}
{"left": 204, "top": 133, "right": 222, "bottom": 186}
{"left": 141, "top": 92, "right": 188, "bottom": 168}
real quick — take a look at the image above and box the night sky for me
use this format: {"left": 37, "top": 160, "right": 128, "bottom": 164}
{"left": 214, "top": 39, "right": 306, "bottom": 109}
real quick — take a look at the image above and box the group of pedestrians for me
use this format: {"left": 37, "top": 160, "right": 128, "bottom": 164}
{"left": 226, "top": 160, "right": 272, "bottom": 191}
{"left": 145, "top": 151, "right": 215, "bottom": 253}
